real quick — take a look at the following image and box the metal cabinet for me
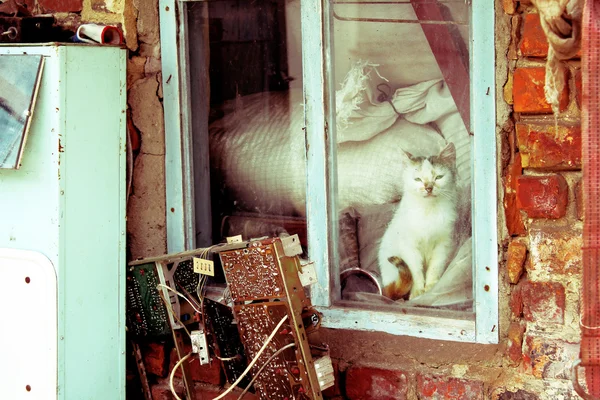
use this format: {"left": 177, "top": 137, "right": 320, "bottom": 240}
{"left": 0, "top": 44, "right": 126, "bottom": 400}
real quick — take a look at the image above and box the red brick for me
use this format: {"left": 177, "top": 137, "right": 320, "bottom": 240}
{"left": 38, "top": 0, "right": 83, "bottom": 12}
{"left": 169, "top": 346, "right": 223, "bottom": 386}
{"left": 520, "top": 14, "right": 549, "bottom": 57}
{"left": 503, "top": 153, "right": 527, "bottom": 236}
{"left": 494, "top": 388, "right": 540, "bottom": 400}
{"left": 506, "top": 241, "right": 527, "bottom": 284}
{"left": 345, "top": 366, "right": 409, "bottom": 400}
{"left": 502, "top": 0, "right": 517, "bottom": 14}
{"left": 21, "top": 0, "right": 35, "bottom": 12}
{"left": 151, "top": 381, "right": 258, "bottom": 400}
{"left": 142, "top": 342, "right": 168, "bottom": 377}
{"left": 519, "top": 14, "right": 548, "bottom": 57}
{"left": 523, "top": 336, "right": 579, "bottom": 379}
{"left": 509, "top": 281, "right": 524, "bottom": 319}
{"left": 521, "top": 281, "right": 565, "bottom": 324}
{"left": 417, "top": 375, "right": 484, "bottom": 400}
{"left": 151, "top": 383, "right": 176, "bottom": 399}
{"left": 527, "top": 227, "right": 582, "bottom": 276}
{"left": 575, "top": 68, "right": 582, "bottom": 109}
{"left": 516, "top": 123, "right": 581, "bottom": 170}
{"left": 516, "top": 175, "right": 568, "bottom": 219}
{"left": 513, "top": 67, "right": 569, "bottom": 114}
{"left": 506, "top": 321, "right": 525, "bottom": 365}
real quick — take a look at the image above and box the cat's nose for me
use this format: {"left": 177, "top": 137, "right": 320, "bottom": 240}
{"left": 425, "top": 186, "right": 433, "bottom": 193}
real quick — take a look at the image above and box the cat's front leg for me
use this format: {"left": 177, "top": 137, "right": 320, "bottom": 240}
{"left": 424, "top": 240, "right": 454, "bottom": 293}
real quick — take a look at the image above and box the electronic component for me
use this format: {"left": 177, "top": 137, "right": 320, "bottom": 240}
{"left": 191, "top": 330, "right": 210, "bottom": 365}
{"left": 126, "top": 249, "right": 219, "bottom": 337}
{"left": 203, "top": 298, "right": 251, "bottom": 387}
{"left": 217, "top": 235, "right": 328, "bottom": 400}
{"left": 126, "top": 262, "right": 171, "bottom": 337}
{"left": 313, "top": 356, "right": 335, "bottom": 392}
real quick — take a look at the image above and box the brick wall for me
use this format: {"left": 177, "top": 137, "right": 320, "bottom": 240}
{"left": 32, "top": 0, "right": 584, "bottom": 397}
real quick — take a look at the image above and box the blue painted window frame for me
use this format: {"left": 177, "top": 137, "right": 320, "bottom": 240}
{"left": 159, "top": 0, "right": 498, "bottom": 344}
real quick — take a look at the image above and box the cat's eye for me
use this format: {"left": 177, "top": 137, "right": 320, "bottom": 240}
{"left": 414, "top": 178, "right": 422, "bottom": 182}
{"left": 435, "top": 175, "right": 444, "bottom": 180}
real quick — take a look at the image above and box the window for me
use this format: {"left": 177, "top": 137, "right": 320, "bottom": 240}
{"left": 159, "top": 0, "right": 497, "bottom": 343}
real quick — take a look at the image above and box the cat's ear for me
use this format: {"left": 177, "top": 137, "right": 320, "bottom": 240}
{"left": 437, "top": 142, "right": 456, "bottom": 165}
{"left": 403, "top": 150, "right": 416, "bottom": 161}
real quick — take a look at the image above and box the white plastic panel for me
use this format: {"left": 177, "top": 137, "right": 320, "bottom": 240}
{"left": 0, "top": 248, "right": 57, "bottom": 400}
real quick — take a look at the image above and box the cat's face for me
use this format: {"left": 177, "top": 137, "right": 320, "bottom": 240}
{"left": 402, "top": 143, "right": 456, "bottom": 198}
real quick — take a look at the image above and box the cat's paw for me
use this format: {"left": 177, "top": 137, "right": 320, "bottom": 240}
{"left": 409, "top": 284, "right": 426, "bottom": 299}
{"left": 424, "top": 279, "right": 440, "bottom": 293}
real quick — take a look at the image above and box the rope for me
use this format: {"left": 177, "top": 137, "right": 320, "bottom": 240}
{"left": 530, "top": 0, "right": 583, "bottom": 116}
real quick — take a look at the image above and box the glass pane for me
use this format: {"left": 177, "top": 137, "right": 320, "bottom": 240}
{"left": 186, "top": 1, "right": 307, "bottom": 257}
{"left": 330, "top": 0, "right": 473, "bottom": 311}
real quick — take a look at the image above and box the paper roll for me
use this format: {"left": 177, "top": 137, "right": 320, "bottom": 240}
{"left": 76, "top": 24, "right": 123, "bottom": 45}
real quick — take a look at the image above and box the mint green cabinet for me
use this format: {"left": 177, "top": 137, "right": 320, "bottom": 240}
{"left": 0, "top": 44, "right": 126, "bottom": 400}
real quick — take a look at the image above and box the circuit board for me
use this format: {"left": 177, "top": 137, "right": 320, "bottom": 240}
{"left": 235, "top": 302, "right": 313, "bottom": 400}
{"left": 218, "top": 236, "right": 324, "bottom": 400}
{"left": 203, "top": 298, "right": 251, "bottom": 387}
{"left": 126, "top": 258, "right": 204, "bottom": 336}
{"left": 171, "top": 259, "right": 200, "bottom": 295}
{"left": 126, "top": 262, "right": 170, "bottom": 337}
{"left": 220, "top": 239, "right": 286, "bottom": 302}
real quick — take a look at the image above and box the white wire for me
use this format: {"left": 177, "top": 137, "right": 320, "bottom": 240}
{"left": 212, "top": 315, "right": 289, "bottom": 400}
{"left": 236, "top": 343, "right": 296, "bottom": 400}
{"left": 169, "top": 352, "right": 193, "bottom": 400}
{"left": 157, "top": 283, "right": 202, "bottom": 314}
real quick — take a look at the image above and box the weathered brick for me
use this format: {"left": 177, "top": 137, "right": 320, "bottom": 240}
{"left": 523, "top": 335, "right": 579, "bottom": 378}
{"left": 506, "top": 241, "right": 527, "bottom": 284}
{"left": 151, "top": 381, "right": 259, "bottom": 400}
{"left": 509, "top": 280, "right": 524, "bottom": 319}
{"left": 520, "top": 14, "right": 548, "bottom": 57}
{"left": 142, "top": 342, "right": 168, "bottom": 377}
{"left": 38, "top": 0, "right": 83, "bottom": 12}
{"left": 516, "top": 175, "right": 569, "bottom": 219}
{"left": 528, "top": 227, "right": 582, "bottom": 277}
{"left": 521, "top": 281, "right": 565, "bottom": 324}
{"left": 508, "top": 16, "right": 521, "bottom": 61}
{"left": 503, "top": 153, "right": 527, "bottom": 236}
{"left": 151, "top": 383, "right": 176, "bottom": 399}
{"left": 417, "top": 375, "right": 484, "bottom": 400}
{"left": 493, "top": 388, "right": 540, "bottom": 400}
{"left": 513, "top": 67, "right": 569, "bottom": 114}
{"left": 516, "top": 123, "right": 581, "bottom": 170}
{"left": 345, "top": 366, "right": 409, "bottom": 400}
{"left": 502, "top": 0, "right": 517, "bottom": 14}
{"left": 169, "top": 346, "right": 223, "bottom": 386}
{"left": 506, "top": 321, "right": 526, "bottom": 365}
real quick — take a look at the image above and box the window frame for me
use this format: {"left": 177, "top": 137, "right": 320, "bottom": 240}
{"left": 159, "top": 0, "right": 498, "bottom": 344}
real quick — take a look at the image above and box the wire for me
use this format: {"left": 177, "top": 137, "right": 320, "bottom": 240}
{"left": 158, "top": 289, "right": 191, "bottom": 338}
{"left": 157, "top": 283, "right": 202, "bottom": 315}
{"left": 169, "top": 352, "right": 193, "bottom": 400}
{"left": 236, "top": 343, "right": 296, "bottom": 400}
{"left": 212, "top": 315, "right": 289, "bottom": 400}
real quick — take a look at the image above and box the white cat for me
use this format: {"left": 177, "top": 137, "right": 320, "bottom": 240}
{"left": 378, "top": 142, "right": 459, "bottom": 300}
